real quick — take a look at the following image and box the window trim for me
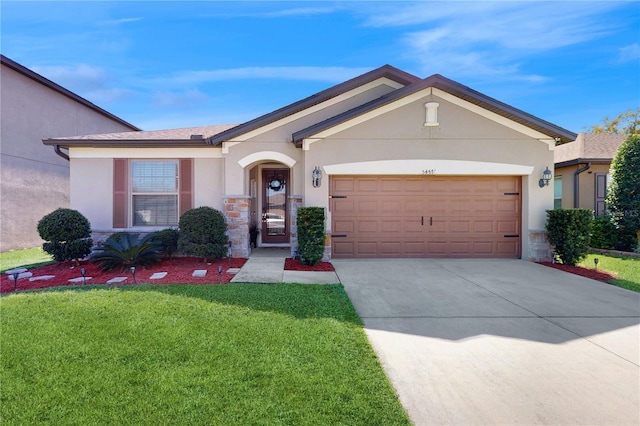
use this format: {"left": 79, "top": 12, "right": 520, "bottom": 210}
{"left": 113, "top": 158, "right": 193, "bottom": 229}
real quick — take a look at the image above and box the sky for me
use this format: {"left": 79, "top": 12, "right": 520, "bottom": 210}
{"left": 2, "top": 1, "right": 639, "bottom": 133}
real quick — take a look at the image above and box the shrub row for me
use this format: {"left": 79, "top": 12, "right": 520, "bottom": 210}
{"left": 37, "top": 207, "right": 229, "bottom": 271}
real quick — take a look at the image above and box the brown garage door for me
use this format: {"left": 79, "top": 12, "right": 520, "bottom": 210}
{"left": 330, "top": 175, "right": 521, "bottom": 258}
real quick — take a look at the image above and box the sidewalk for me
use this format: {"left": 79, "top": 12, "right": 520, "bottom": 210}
{"left": 231, "top": 248, "right": 340, "bottom": 284}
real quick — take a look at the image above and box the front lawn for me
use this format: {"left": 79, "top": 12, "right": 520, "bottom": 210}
{"left": 579, "top": 254, "right": 640, "bottom": 293}
{"left": 0, "top": 284, "right": 410, "bottom": 425}
{"left": 0, "top": 247, "right": 53, "bottom": 273}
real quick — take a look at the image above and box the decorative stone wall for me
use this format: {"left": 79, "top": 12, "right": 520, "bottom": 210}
{"left": 528, "top": 229, "right": 553, "bottom": 262}
{"left": 223, "top": 195, "right": 251, "bottom": 258}
{"left": 288, "top": 195, "right": 304, "bottom": 258}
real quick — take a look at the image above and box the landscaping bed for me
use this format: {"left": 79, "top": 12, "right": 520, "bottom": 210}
{"left": 539, "top": 262, "right": 617, "bottom": 282}
{"left": 1, "top": 257, "right": 247, "bottom": 293}
{"left": 285, "top": 257, "right": 335, "bottom": 271}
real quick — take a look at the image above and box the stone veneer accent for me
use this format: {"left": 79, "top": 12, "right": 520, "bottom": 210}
{"left": 288, "top": 195, "right": 304, "bottom": 258}
{"left": 223, "top": 195, "right": 251, "bottom": 258}
{"left": 528, "top": 229, "right": 553, "bottom": 262}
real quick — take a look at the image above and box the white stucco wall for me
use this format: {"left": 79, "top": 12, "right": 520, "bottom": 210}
{"left": 68, "top": 148, "right": 226, "bottom": 232}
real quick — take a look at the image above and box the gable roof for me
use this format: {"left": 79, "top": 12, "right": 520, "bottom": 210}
{"left": 554, "top": 133, "right": 625, "bottom": 167}
{"left": 207, "top": 64, "right": 421, "bottom": 146}
{"left": 292, "top": 73, "right": 577, "bottom": 146}
{"left": 1, "top": 54, "right": 140, "bottom": 132}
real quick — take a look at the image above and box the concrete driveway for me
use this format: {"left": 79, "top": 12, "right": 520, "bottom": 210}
{"left": 332, "top": 259, "right": 640, "bottom": 425}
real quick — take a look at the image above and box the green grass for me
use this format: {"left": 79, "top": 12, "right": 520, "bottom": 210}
{"left": 0, "top": 247, "right": 53, "bottom": 273}
{"left": 0, "top": 284, "right": 410, "bottom": 425}
{"left": 580, "top": 254, "right": 640, "bottom": 293}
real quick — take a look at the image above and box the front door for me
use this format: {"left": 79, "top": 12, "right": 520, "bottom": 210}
{"left": 262, "top": 168, "right": 289, "bottom": 244}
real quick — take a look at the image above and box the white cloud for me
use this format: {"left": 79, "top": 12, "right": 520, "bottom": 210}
{"left": 154, "top": 66, "right": 373, "bottom": 87}
{"left": 32, "top": 64, "right": 132, "bottom": 103}
{"left": 618, "top": 43, "right": 640, "bottom": 64}
{"left": 152, "top": 89, "right": 210, "bottom": 108}
{"left": 100, "top": 17, "right": 143, "bottom": 25}
{"left": 264, "top": 7, "right": 337, "bottom": 18}
{"left": 361, "top": 1, "right": 623, "bottom": 79}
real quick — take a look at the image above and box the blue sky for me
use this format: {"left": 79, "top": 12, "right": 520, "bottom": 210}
{"left": 2, "top": 1, "right": 639, "bottom": 133}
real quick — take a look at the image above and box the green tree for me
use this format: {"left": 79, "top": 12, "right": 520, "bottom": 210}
{"left": 588, "top": 109, "right": 640, "bottom": 136}
{"left": 606, "top": 134, "right": 640, "bottom": 251}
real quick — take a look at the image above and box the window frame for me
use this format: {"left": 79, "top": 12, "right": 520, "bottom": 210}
{"left": 130, "top": 159, "right": 180, "bottom": 227}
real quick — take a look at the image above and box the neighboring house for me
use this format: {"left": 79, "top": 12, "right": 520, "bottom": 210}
{"left": 44, "top": 65, "right": 576, "bottom": 262}
{"left": 0, "top": 55, "right": 140, "bottom": 252}
{"left": 554, "top": 133, "right": 625, "bottom": 216}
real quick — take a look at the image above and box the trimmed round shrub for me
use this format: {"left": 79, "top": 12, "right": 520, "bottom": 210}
{"left": 37, "top": 208, "right": 93, "bottom": 264}
{"left": 105, "top": 231, "right": 133, "bottom": 245}
{"left": 297, "top": 207, "right": 325, "bottom": 265}
{"left": 178, "top": 207, "right": 229, "bottom": 261}
{"left": 546, "top": 208, "right": 593, "bottom": 266}
{"left": 153, "top": 228, "right": 180, "bottom": 257}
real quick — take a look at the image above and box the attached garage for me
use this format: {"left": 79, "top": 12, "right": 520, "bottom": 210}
{"left": 330, "top": 175, "right": 521, "bottom": 258}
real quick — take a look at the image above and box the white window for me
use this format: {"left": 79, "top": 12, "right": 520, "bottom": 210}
{"left": 554, "top": 177, "right": 563, "bottom": 209}
{"left": 131, "top": 160, "right": 179, "bottom": 226}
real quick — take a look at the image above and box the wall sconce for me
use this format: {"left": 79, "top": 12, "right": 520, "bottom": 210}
{"left": 312, "top": 166, "right": 322, "bottom": 188}
{"left": 539, "top": 167, "right": 552, "bottom": 187}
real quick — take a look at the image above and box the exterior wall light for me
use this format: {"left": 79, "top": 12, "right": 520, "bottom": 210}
{"left": 312, "top": 166, "right": 322, "bottom": 188}
{"left": 539, "top": 167, "right": 552, "bottom": 187}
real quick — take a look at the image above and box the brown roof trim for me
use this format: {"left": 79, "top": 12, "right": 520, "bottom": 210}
{"left": 42, "top": 138, "right": 210, "bottom": 148}
{"left": 207, "top": 64, "right": 421, "bottom": 146}
{"left": 555, "top": 158, "right": 612, "bottom": 168}
{"left": 292, "top": 73, "right": 577, "bottom": 146}
{"left": 1, "top": 54, "right": 141, "bottom": 131}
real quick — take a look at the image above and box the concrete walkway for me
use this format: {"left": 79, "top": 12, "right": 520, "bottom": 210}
{"left": 333, "top": 258, "right": 640, "bottom": 426}
{"left": 230, "top": 248, "right": 340, "bottom": 284}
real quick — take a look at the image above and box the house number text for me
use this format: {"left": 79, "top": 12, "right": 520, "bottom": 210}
{"left": 422, "top": 169, "right": 436, "bottom": 175}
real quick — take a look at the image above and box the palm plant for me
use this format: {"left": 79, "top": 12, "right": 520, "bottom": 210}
{"left": 90, "top": 233, "right": 162, "bottom": 272}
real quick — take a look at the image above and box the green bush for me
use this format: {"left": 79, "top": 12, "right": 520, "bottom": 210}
{"left": 37, "top": 208, "right": 93, "bottom": 265}
{"left": 297, "top": 207, "right": 325, "bottom": 265}
{"left": 178, "top": 207, "right": 229, "bottom": 262}
{"left": 153, "top": 228, "right": 180, "bottom": 257}
{"left": 90, "top": 233, "right": 161, "bottom": 272}
{"left": 590, "top": 216, "right": 618, "bottom": 250}
{"left": 606, "top": 134, "right": 640, "bottom": 251}
{"left": 105, "top": 231, "right": 131, "bottom": 246}
{"left": 546, "top": 209, "right": 593, "bottom": 266}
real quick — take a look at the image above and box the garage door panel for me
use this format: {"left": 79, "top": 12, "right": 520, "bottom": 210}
{"left": 357, "top": 220, "right": 379, "bottom": 233}
{"left": 333, "top": 220, "right": 354, "bottom": 233}
{"left": 331, "top": 176, "right": 521, "bottom": 258}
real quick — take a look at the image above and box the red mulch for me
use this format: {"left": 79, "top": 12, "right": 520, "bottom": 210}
{"left": 538, "top": 262, "right": 617, "bottom": 282}
{"left": 1, "top": 257, "right": 247, "bottom": 294}
{"left": 284, "top": 258, "right": 335, "bottom": 272}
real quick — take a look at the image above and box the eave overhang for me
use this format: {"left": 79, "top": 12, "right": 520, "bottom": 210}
{"left": 42, "top": 138, "right": 212, "bottom": 149}
{"left": 555, "top": 158, "right": 612, "bottom": 168}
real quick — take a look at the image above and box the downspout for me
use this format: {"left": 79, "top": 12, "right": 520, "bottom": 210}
{"left": 573, "top": 162, "right": 591, "bottom": 208}
{"left": 53, "top": 145, "right": 70, "bottom": 161}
